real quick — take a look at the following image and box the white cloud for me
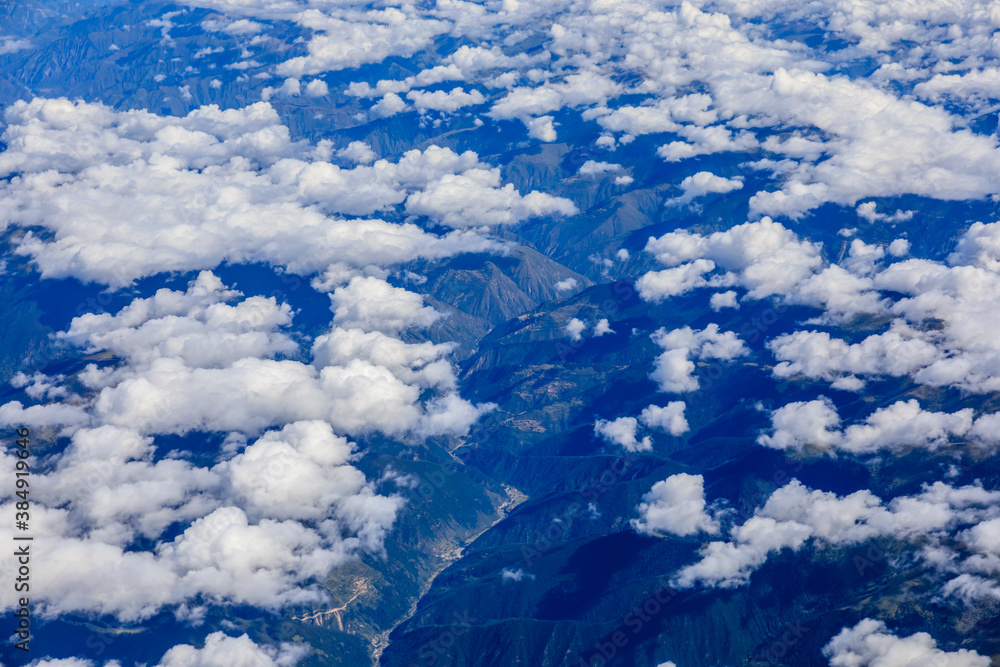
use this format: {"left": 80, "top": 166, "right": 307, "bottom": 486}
{"left": 275, "top": 9, "right": 449, "bottom": 77}
{"left": 674, "top": 478, "right": 1000, "bottom": 590}
{"left": 759, "top": 398, "right": 975, "bottom": 454}
{"left": 655, "top": 325, "right": 749, "bottom": 361}
{"left": 650, "top": 348, "right": 698, "bottom": 394}
{"left": 524, "top": 115, "right": 557, "bottom": 142}
{"left": 0, "top": 419, "right": 403, "bottom": 620}
{"left": 669, "top": 171, "right": 743, "bottom": 205}
{"left": 744, "top": 68, "right": 1000, "bottom": 218}
{"left": 658, "top": 126, "right": 758, "bottom": 162}
{"left": 578, "top": 160, "right": 623, "bottom": 176}
{"left": 404, "top": 168, "right": 577, "bottom": 227}
{"left": 312, "top": 327, "right": 457, "bottom": 390}
{"left": 822, "top": 619, "right": 989, "bottom": 667}
{"left": 58, "top": 271, "right": 297, "bottom": 368}
{"left": 650, "top": 324, "right": 748, "bottom": 393}
{"left": 633, "top": 473, "right": 720, "bottom": 537}
{"left": 594, "top": 416, "right": 652, "bottom": 452}
{"left": 565, "top": 317, "right": 587, "bottom": 342}
{"left": 346, "top": 65, "right": 467, "bottom": 100}
{"left": 591, "top": 100, "right": 679, "bottom": 136}
{"left": 636, "top": 258, "right": 716, "bottom": 302}
{"left": 856, "top": 201, "right": 915, "bottom": 224}
{"left": 769, "top": 326, "right": 942, "bottom": 387}
{"left": 643, "top": 219, "right": 823, "bottom": 300}
{"left": 915, "top": 67, "right": 1000, "bottom": 105}
{"left": 371, "top": 92, "right": 407, "bottom": 117}
{"left": 330, "top": 276, "right": 441, "bottom": 333}
{"left": 28, "top": 659, "right": 115, "bottom": 667}
{"left": 501, "top": 567, "right": 535, "bottom": 582}
{"left": 786, "top": 265, "right": 887, "bottom": 322}
{"left": 214, "top": 421, "right": 391, "bottom": 525}
{"left": 709, "top": 290, "right": 738, "bottom": 310}
{"left": 756, "top": 397, "right": 841, "bottom": 452}
{"left": 0, "top": 99, "right": 512, "bottom": 286}
{"left": 555, "top": 278, "right": 579, "bottom": 292}
{"left": 0, "top": 36, "right": 32, "bottom": 55}
{"left": 4, "top": 271, "right": 488, "bottom": 443}
{"left": 157, "top": 632, "right": 309, "bottom": 666}
{"left": 639, "top": 402, "right": 689, "bottom": 436}
{"left": 304, "top": 79, "right": 328, "bottom": 97}
{"left": 760, "top": 226, "right": 1000, "bottom": 394}
{"left": 887, "top": 238, "right": 910, "bottom": 257}
{"left": 336, "top": 141, "right": 376, "bottom": 164}
{"left": 201, "top": 18, "right": 265, "bottom": 36}
{"left": 488, "top": 71, "right": 621, "bottom": 121}
{"left": 406, "top": 87, "right": 485, "bottom": 112}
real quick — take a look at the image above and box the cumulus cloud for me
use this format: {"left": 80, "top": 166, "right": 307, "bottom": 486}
{"left": 0, "top": 99, "right": 517, "bottom": 286}
{"left": 658, "top": 126, "right": 758, "bottom": 162}
{"left": 501, "top": 568, "right": 535, "bottom": 582}
{"left": 406, "top": 87, "right": 485, "bottom": 112}
{"left": 565, "top": 317, "right": 587, "bottom": 342}
{"left": 642, "top": 219, "right": 823, "bottom": 300}
{"left": 0, "top": 36, "right": 32, "bottom": 54}
{"left": 488, "top": 71, "right": 621, "bottom": 140}
{"left": 304, "top": 79, "right": 329, "bottom": 97}
{"left": 769, "top": 326, "right": 940, "bottom": 388}
{"left": 593, "top": 318, "right": 614, "bottom": 336}
{"left": 915, "top": 67, "right": 1000, "bottom": 106}
{"left": 275, "top": 9, "right": 449, "bottom": 77}
{"left": 157, "top": 632, "right": 310, "bottom": 666}
{"left": 524, "top": 115, "right": 557, "bottom": 142}
{"left": 650, "top": 324, "right": 748, "bottom": 393}
{"left": 636, "top": 259, "right": 718, "bottom": 302}
{"left": 709, "top": 290, "right": 738, "bottom": 310}
{"left": 0, "top": 419, "right": 403, "bottom": 621}
{"left": 761, "top": 224, "right": 1000, "bottom": 394}
{"left": 403, "top": 168, "right": 577, "bottom": 227}
{"left": 668, "top": 171, "right": 743, "bottom": 206}
{"left": 822, "top": 619, "right": 989, "bottom": 667}
{"left": 578, "top": 161, "right": 623, "bottom": 177}
{"left": 594, "top": 416, "right": 651, "bottom": 452}
{"left": 592, "top": 403, "right": 687, "bottom": 453}
{"left": 371, "top": 92, "right": 407, "bottom": 117}
{"left": 58, "top": 271, "right": 297, "bottom": 368}
{"left": 856, "top": 202, "right": 915, "bottom": 224}
{"left": 3, "top": 270, "right": 489, "bottom": 442}
{"left": 312, "top": 327, "right": 457, "bottom": 390}
{"left": 674, "top": 479, "right": 1000, "bottom": 590}
{"left": 786, "top": 264, "right": 887, "bottom": 322}
{"left": 336, "top": 141, "right": 375, "bottom": 164}
{"left": 640, "top": 402, "right": 689, "bottom": 436}
{"left": 633, "top": 474, "right": 720, "bottom": 537}
{"left": 555, "top": 278, "right": 579, "bottom": 292}
{"left": 759, "top": 398, "right": 981, "bottom": 454}
{"left": 329, "top": 277, "right": 441, "bottom": 333}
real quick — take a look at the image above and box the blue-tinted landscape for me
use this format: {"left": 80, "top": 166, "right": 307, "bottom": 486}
{"left": 1, "top": 1, "right": 999, "bottom": 665}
